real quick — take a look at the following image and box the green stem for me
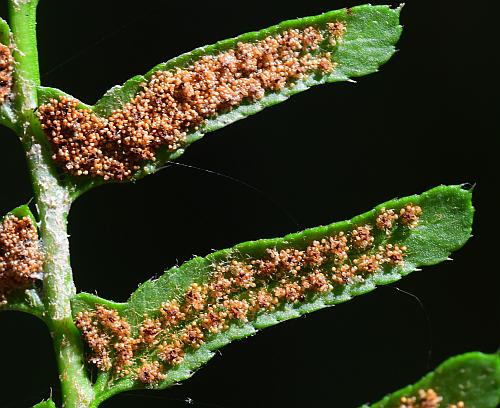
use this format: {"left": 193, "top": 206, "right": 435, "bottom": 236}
{"left": 7, "top": 0, "right": 39, "bottom": 114}
{"left": 7, "top": 1, "right": 95, "bottom": 407}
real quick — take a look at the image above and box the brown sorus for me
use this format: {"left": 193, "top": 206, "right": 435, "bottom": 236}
{"left": 0, "top": 215, "right": 43, "bottom": 304}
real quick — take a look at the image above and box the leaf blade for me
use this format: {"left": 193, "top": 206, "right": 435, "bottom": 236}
{"left": 364, "top": 352, "right": 500, "bottom": 408}
{"left": 0, "top": 17, "right": 16, "bottom": 130}
{"left": 72, "top": 185, "right": 473, "bottom": 401}
{"left": 0, "top": 205, "right": 45, "bottom": 318}
{"left": 36, "top": 4, "right": 402, "bottom": 189}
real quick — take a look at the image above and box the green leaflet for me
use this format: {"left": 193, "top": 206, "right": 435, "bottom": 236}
{"left": 364, "top": 352, "right": 500, "bottom": 408}
{"left": 0, "top": 205, "right": 45, "bottom": 318}
{"left": 0, "top": 17, "right": 15, "bottom": 130}
{"left": 72, "top": 185, "right": 473, "bottom": 404}
{"left": 36, "top": 4, "right": 402, "bottom": 195}
{"left": 33, "top": 398, "right": 56, "bottom": 408}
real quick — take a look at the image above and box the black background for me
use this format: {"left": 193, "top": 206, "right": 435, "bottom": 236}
{"left": 0, "top": 1, "right": 498, "bottom": 407}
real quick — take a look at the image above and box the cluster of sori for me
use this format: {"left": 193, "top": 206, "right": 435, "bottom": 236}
{"left": 76, "top": 203, "right": 422, "bottom": 385}
{"left": 0, "top": 215, "right": 43, "bottom": 304}
{"left": 37, "top": 22, "right": 346, "bottom": 181}
{"left": 398, "top": 388, "right": 465, "bottom": 408}
{"left": 0, "top": 42, "right": 13, "bottom": 104}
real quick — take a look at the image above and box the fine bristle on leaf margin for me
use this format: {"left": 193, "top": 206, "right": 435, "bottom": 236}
{"left": 33, "top": 399, "right": 56, "bottom": 408}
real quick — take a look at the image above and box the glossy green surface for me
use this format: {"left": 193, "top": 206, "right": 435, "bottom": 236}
{"left": 0, "top": 17, "right": 9, "bottom": 44}
{"left": 364, "top": 352, "right": 500, "bottom": 408}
